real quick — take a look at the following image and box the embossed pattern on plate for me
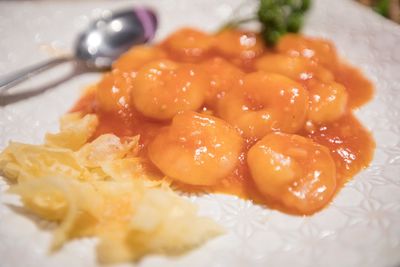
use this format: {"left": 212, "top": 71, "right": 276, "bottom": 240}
{"left": 0, "top": 0, "right": 399, "bottom": 267}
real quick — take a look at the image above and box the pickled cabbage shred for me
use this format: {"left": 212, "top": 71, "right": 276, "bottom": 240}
{"left": 0, "top": 113, "right": 222, "bottom": 263}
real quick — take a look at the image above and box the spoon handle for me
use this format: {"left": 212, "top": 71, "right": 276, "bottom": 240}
{"left": 0, "top": 56, "right": 74, "bottom": 93}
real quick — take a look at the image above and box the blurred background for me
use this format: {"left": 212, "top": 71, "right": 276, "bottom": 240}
{"left": 1, "top": 0, "right": 399, "bottom": 24}
{"left": 356, "top": 0, "right": 400, "bottom": 23}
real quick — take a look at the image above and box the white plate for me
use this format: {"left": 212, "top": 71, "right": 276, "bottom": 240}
{"left": 1, "top": 0, "right": 400, "bottom": 267}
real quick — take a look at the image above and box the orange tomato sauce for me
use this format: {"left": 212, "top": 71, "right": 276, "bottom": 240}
{"left": 71, "top": 28, "right": 375, "bottom": 215}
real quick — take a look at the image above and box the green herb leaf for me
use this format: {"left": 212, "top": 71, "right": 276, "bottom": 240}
{"left": 220, "top": 0, "right": 311, "bottom": 46}
{"left": 258, "top": 0, "right": 311, "bottom": 45}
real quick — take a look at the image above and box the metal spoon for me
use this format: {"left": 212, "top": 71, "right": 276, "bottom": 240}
{"left": 0, "top": 8, "right": 157, "bottom": 93}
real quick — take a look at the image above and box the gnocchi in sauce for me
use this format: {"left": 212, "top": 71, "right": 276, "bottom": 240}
{"left": 72, "top": 28, "right": 375, "bottom": 215}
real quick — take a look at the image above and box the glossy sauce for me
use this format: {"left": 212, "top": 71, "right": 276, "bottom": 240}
{"left": 334, "top": 63, "right": 374, "bottom": 108}
{"left": 71, "top": 28, "right": 375, "bottom": 215}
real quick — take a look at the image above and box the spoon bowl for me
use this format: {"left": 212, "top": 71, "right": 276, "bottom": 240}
{"left": 76, "top": 8, "right": 157, "bottom": 70}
